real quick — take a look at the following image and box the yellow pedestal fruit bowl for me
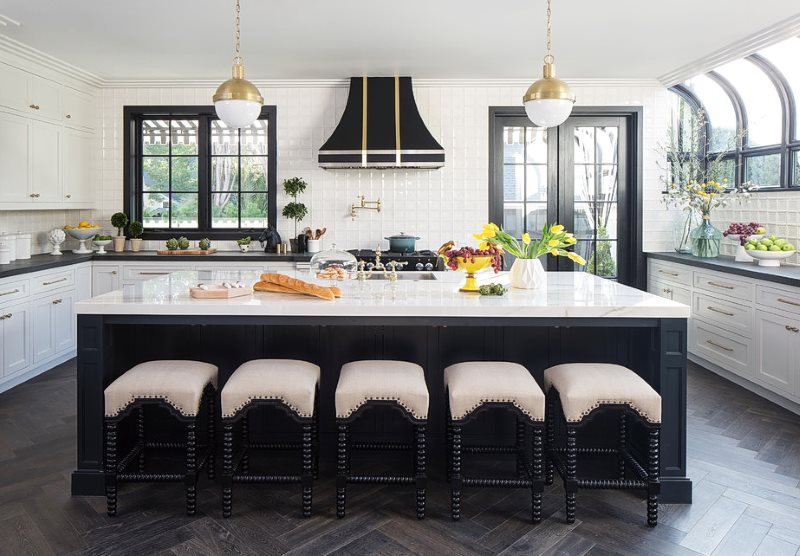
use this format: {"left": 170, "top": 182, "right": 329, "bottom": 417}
{"left": 455, "top": 256, "right": 494, "bottom": 293}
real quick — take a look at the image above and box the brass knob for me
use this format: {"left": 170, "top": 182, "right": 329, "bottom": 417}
{"left": 29, "top": 193, "right": 36, "bottom": 198}
{"left": 65, "top": 194, "right": 72, "bottom": 199}
{"left": 29, "top": 104, "right": 40, "bottom": 110}
{"left": 65, "top": 114, "right": 72, "bottom": 119}
{"left": 786, "top": 325, "right": 800, "bottom": 333}
{"left": 52, "top": 299, "right": 62, "bottom": 305}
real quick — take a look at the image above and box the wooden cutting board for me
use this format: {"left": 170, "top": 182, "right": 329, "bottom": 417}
{"left": 157, "top": 248, "right": 218, "bottom": 255}
{"left": 189, "top": 285, "right": 253, "bottom": 299}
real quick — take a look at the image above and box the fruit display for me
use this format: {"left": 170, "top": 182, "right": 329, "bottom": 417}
{"left": 93, "top": 234, "right": 112, "bottom": 241}
{"left": 64, "top": 221, "right": 100, "bottom": 230}
{"left": 744, "top": 235, "right": 795, "bottom": 252}
{"left": 479, "top": 283, "right": 507, "bottom": 296}
{"left": 723, "top": 222, "right": 765, "bottom": 244}
{"left": 437, "top": 242, "right": 503, "bottom": 272}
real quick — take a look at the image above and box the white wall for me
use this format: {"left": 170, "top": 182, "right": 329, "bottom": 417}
{"left": 93, "top": 80, "right": 675, "bottom": 254}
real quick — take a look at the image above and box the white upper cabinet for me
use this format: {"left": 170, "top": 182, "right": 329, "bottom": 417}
{"left": 62, "top": 128, "right": 94, "bottom": 203}
{"left": 27, "top": 74, "right": 61, "bottom": 121}
{"left": 0, "top": 63, "right": 28, "bottom": 111}
{"left": 0, "top": 112, "right": 30, "bottom": 203}
{"left": 30, "top": 121, "right": 61, "bottom": 202}
{"left": 62, "top": 88, "right": 94, "bottom": 130}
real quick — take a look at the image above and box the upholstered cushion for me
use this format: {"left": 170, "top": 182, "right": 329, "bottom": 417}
{"left": 221, "top": 359, "right": 320, "bottom": 419}
{"left": 335, "top": 360, "right": 429, "bottom": 421}
{"left": 104, "top": 360, "right": 218, "bottom": 418}
{"left": 544, "top": 363, "right": 661, "bottom": 423}
{"left": 444, "top": 362, "right": 545, "bottom": 422}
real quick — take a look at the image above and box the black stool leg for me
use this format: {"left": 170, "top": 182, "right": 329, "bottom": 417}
{"left": 618, "top": 413, "right": 627, "bottom": 479}
{"left": 445, "top": 414, "right": 453, "bottom": 482}
{"left": 532, "top": 424, "right": 543, "bottom": 523}
{"left": 312, "top": 402, "right": 320, "bottom": 480}
{"left": 222, "top": 423, "right": 233, "bottom": 518}
{"left": 545, "top": 391, "right": 555, "bottom": 486}
{"left": 565, "top": 426, "right": 577, "bottom": 524}
{"left": 105, "top": 419, "right": 118, "bottom": 517}
{"left": 648, "top": 427, "right": 660, "bottom": 527}
{"left": 137, "top": 408, "right": 145, "bottom": 473}
{"left": 415, "top": 424, "right": 426, "bottom": 520}
{"left": 186, "top": 422, "right": 197, "bottom": 516}
{"left": 516, "top": 419, "right": 527, "bottom": 479}
{"left": 450, "top": 424, "right": 462, "bottom": 521}
{"left": 207, "top": 391, "right": 215, "bottom": 480}
{"left": 241, "top": 414, "right": 249, "bottom": 474}
{"left": 336, "top": 423, "right": 348, "bottom": 518}
{"left": 302, "top": 422, "right": 313, "bottom": 518}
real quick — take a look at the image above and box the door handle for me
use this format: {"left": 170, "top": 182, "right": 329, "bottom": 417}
{"left": 139, "top": 272, "right": 170, "bottom": 275}
{"left": 0, "top": 288, "right": 20, "bottom": 296}
{"left": 706, "top": 339, "right": 733, "bottom": 352}
{"left": 707, "top": 306, "right": 734, "bottom": 317}
{"left": 0, "top": 313, "right": 11, "bottom": 320}
{"left": 43, "top": 277, "right": 68, "bottom": 285}
{"left": 52, "top": 299, "right": 63, "bottom": 305}
{"left": 786, "top": 325, "right": 799, "bottom": 333}
{"left": 29, "top": 104, "right": 40, "bottom": 110}
{"left": 707, "top": 281, "right": 734, "bottom": 290}
{"left": 777, "top": 298, "right": 800, "bottom": 308}
{"left": 658, "top": 270, "right": 679, "bottom": 276}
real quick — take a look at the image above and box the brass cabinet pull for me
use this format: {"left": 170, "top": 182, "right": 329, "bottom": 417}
{"left": 42, "top": 277, "right": 68, "bottom": 285}
{"left": 29, "top": 193, "right": 40, "bottom": 198}
{"left": 777, "top": 298, "right": 800, "bottom": 308}
{"left": 707, "top": 306, "right": 734, "bottom": 317}
{"left": 52, "top": 298, "right": 63, "bottom": 304}
{"left": 707, "top": 281, "right": 734, "bottom": 290}
{"left": 786, "top": 325, "right": 800, "bottom": 333}
{"left": 658, "top": 270, "right": 679, "bottom": 276}
{"left": 706, "top": 339, "right": 734, "bottom": 352}
{"left": 29, "top": 104, "right": 40, "bottom": 110}
{"left": 111, "top": 270, "right": 117, "bottom": 275}
{"left": 662, "top": 288, "right": 672, "bottom": 294}
{"left": 0, "top": 288, "right": 20, "bottom": 296}
{"left": 65, "top": 194, "right": 72, "bottom": 199}
{"left": 139, "top": 271, "right": 169, "bottom": 275}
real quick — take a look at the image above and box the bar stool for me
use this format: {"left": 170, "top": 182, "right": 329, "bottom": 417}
{"left": 220, "top": 359, "right": 320, "bottom": 518}
{"left": 103, "top": 360, "right": 218, "bottom": 516}
{"left": 335, "top": 360, "right": 429, "bottom": 519}
{"left": 444, "top": 362, "right": 546, "bottom": 522}
{"left": 544, "top": 363, "right": 661, "bottom": 527}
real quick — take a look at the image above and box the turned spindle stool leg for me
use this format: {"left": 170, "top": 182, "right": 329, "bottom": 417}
{"left": 415, "top": 424, "right": 427, "bottom": 519}
{"left": 207, "top": 390, "right": 215, "bottom": 480}
{"left": 618, "top": 413, "right": 627, "bottom": 479}
{"left": 545, "top": 391, "right": 556, "bottom": 486}
{"left": 336, "top": 423, "right": 349, "bottom": 519}
{"left": 565, "top": 426, "right": 577, "bottom": 524}
{"left": 186, "top": 422, "right": 197, "bottom": 516}
{"left": 222, "top": 423, "right": 233, "bottom": 518}
{"left": 105, "top": 420, "right": 118, "bottom": 517}
{"left": 532, "top": 425, "right": 544, "bottom": 523}
{"left": 450, "top": 424, "right": 462, "bottom": 521}
{"left": 137, "top": 408, "right": 145, "bottom": 473}
{"left": 302, "top": 423, "right": 313, "bottom": 518}
{"left": 240, "top": 414, "right": 249, "bottom": 474}
{"left": 648, "top": 427, "right": 661, "bottom": 527}
{"left": 516, "top": 418, "right": 527, "bottom": 479}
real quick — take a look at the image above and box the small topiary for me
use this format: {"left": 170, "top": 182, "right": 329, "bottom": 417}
{"left": 128, "top": 220, "right": 144, "bottom": 239}
{"left": 199, "top": 238, "right": 211, "bottom": 250}
{"left": 165, "top": 238, "right": 179, "bottom": 250}
{"left": 236, "top": 236, "right": 252, "bottom": 246}
{"left": 177, "top": 236, "right": 190, "bottom": 250}
{"left": 110, "top": 212, "right": 129, "bottom": 236}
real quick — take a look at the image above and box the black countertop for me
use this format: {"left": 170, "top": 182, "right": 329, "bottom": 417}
{"left": 647, "top": 252, "right": 800, "bottom": 288}
{"left": 0, "top": 251, "right": 313, "bottom": 280}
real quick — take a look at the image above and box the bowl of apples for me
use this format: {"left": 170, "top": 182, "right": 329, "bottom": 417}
{"left": 723, "top": 222, "right": 765, "bottom": 262}
{"left": 745, "top": 234, "right": 796, "bottom": 267}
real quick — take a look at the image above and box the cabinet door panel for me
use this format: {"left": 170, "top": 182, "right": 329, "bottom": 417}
{"left": 53, "top": 293, "right": 75, "bottom": 353}
{"left": 0, "top": 63, "right": 28, "bottom": 111}
{"left": 30, "top": 122, "right": 60, "bottom": 202}
{"left": 27, "top": 75, "right": 61, "bottom": 120}
{"left": 32, "top": 297, "right": 55, "bottom": 363}
{"left": 0, "top": 113, "right": 30, "bottom": 203}
{"left": 755, "top": 310, "right": 798, "bottom": 396}
{"left": 2, "top": 303, "right": 32, "bottom": 376}
{"left": 62, "top": 129, "right": 93, "bottom": 203}
{"left": 91, "top": 265, "right": 121, "bottom": 297}
{"left": 62, "top": 88, "right": 94, "bottom": 129}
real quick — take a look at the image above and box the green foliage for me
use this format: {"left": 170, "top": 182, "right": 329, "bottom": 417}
{"left": 281, "top": 202, "right": 308, "bottom": 222}
{"left": 199, "top": 238, "right": 211, "bottom": 250}
{"left": 177, "top": 236, "right": 190, "bottom": 250}
{"left": 586, "top": 226, "right": 617, "bottom": 278}
{"left": 110, "top": 212, "right": 129, "bottom": 236}
{"left": 236, "top": 236, "right": 252, "bottom": 246}
{"left": 128, "top": 221, "right": 144, "bottom": 239}
{"left": 282, "top": 177, "right": 307, "bottom": 198}
{"left": 165, "top": 238, "right": 179, "bottom": 250}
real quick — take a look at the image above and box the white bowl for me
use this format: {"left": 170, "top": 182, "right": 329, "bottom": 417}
{"left": 65, "top": 227, "right": 98, "bottom": 241}
{"left": 748, "top": 249, "right": 796, "bottom": 267}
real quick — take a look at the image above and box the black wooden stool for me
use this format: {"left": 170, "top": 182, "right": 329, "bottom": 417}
{"left": 220, "top": 359, "right": 320, "bottom": 518}
{"left": 544, "top": 363, "right": 662, "bottom": 527}
{"left": 103, "top": 360, "right": 218, "bottom": 516}
{"left": 444, "top": 362, "right": 546, "bottom": 522}
{"left": 335, "top": 360, "right": 429, "bottom": 519}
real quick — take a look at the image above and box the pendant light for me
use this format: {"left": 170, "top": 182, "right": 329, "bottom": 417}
{"left": 213, "top": 0, "right": 263, "bottom": 129}
{"left": 522, "top": 0, "right": 575, "bottom": 127}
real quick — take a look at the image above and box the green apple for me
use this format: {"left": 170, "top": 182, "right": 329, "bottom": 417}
{"left": 747, "top": 237, "right": 758, "bottom": 244}
{"left": 745, "top": 244, "right": 756, "bottom": 250}
{"left": 769, "top": 234, "right": 779, "bottom": 241}
{"left": 755, "top": 227, "right": 766, "bottom": 234}
{"left": 757, "top": 244, "right": 768, "bottom": 251}
{"left": 783, "top": 244, "right": 796, "bottom": 251}
{"left": 769, "top": 245, "right": 782, "bottom": 252}
{"left": 775, "top": 239, "right": 787, "bottom": 247}
{"left": 760, "top": 239, "right": 773, "bottom": 248}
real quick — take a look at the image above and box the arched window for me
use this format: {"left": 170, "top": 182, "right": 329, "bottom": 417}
{"left": 681, "top": 75, "right": 737, "bottom": 153}
{"left": 760, "top": 37, "right": 800, "bottom": 140}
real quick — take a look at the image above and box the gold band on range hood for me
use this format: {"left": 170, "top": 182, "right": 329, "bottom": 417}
{"left": 359, "top": 76, "right": 403, "bottom": 167}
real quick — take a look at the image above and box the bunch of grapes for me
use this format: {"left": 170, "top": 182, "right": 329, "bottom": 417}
{"left": 442, "top": 245, "right": 503, "bottom": 272}
{"left": 723, "top": 222, "right": 763, "bottom": 245}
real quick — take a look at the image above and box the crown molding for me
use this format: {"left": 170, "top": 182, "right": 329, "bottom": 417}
{"left": 0, "top": 33, "right": 102, "bottom": 88}
{"left": 658, "top": 14, "right": 800, "bottom": 86}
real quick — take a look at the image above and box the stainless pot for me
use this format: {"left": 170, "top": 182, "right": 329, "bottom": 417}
{"left": 384, "top": 233, "right": 420, "bottom": 253}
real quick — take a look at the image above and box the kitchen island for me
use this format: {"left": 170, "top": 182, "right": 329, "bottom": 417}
{"left": 72, "top": 270, "right": 692, "bottom": 502}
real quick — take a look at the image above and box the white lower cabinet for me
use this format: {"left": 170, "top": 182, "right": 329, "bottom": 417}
{"left": 32, "top": 291, "right": 76, "bottom": 364}
{"left": 755, "top": 310, "right": 800, "bottom": 397}
{"left": 92, "top": 264, "right": 121, "bottom": 296}
{"left": 1, "top": 300, "right": 32, "bottom": 377}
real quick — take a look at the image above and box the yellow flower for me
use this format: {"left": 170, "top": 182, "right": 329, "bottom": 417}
{"left": 478, "top": 241, "right": 490, "bottom": 250}
{"left": 565, "top": 236, "right": 577, "bottom": 245}
{"left": 522, "top": 232, "right": 531, "bottom": 245}
{"left": 549, "top": 248, "right": 558, "bottom": 256}
{"left": 472, "top": 233, "right": 484, "bottom": 240}
{"left": 550, "top": 224, "right": 564, "bottom": 234}
{"left": 547, "top": 239, "right": 559, "bottom": 247}
{"left": 480, "top": 224, "right": 496, "bottom": 238}
{"left": 567, "top": 252, "right": 587, "bottom": 265}
{"left": 487, "top": 223, "right": 499, "bottom": 231}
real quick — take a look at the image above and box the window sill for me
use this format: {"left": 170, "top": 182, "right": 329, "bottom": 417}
{"left": 140, "top": 230, "right": 266, "bottom": 241}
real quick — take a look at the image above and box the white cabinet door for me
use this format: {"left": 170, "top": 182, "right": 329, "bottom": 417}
{"left": 75, "top": 265, "right": 92, "bottom": 301}
{"left": 62, "top": 129, "right": 93, "bottom": 204}
{"left": 92, "top": 265, "right": 121, "bottom": 296}
{"left": 0, "top": 63, "right": 28, "bottom": 112}
{"left": 30, "top": 122, "right": 61, "bottom": 202}
{"left": 1, "top": 302, "right": 32, "bottom": 377}
{"left": 27, "top": 74, "right": 61, "bottom": 121}
{"left": 52, "top": 292, "right": 75, "bottom": 353}
{"left": 0, "top": 112, "right": 30, "bottom": 203}
{"left": 62, "top": 88, "right": 94, "bottom": 130}
{"left": 31, "top": 296, "right": 55, "bottom": 363}
{"left": 755, "top": 310, "right": 799, "bottom": 396}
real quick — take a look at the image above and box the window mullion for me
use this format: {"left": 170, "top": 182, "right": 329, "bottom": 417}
{"left": 198, "top": 115, "right": 210, "bottom": 231}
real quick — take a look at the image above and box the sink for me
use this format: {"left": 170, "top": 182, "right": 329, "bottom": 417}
{"left": 367, "top": 272, "right": 437, "bottom": 281}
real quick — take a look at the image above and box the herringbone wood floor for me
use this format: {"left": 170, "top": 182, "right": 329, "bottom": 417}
{"left": 1, "top": 360, "right": 799, "bottom": 555}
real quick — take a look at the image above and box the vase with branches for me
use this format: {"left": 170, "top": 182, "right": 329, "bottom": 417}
{"left": 281, "top": 177, "right": 308, "bottom": 240}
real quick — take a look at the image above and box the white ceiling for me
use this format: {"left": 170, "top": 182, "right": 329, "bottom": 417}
{"left": 0, "top": 0, "right": 797, "bottom": 81}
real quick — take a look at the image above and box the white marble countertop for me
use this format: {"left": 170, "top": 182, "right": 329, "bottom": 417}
{"left": 75, "top": 269, "right": 689, "bottom": 319}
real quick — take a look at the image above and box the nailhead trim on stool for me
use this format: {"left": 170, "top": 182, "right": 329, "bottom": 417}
{"left": 220, "top": 359, "right": 320, "bottom": 518}
{"left": 444, "top": 362, "right": 546, "bottom": 523}
{"left": 544, "top": 363, "right": 661, "bottom": 527}
{"left": 335, "top": 360, "right": 429, "bottom": 519}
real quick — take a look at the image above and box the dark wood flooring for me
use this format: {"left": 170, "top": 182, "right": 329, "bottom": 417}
{"left": 1, "top": 360, "right": 799, "bottom": 556}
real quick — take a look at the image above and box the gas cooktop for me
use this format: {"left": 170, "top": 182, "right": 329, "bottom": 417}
{"left": 347, "top": 249, "right": 443, "bottom": 271}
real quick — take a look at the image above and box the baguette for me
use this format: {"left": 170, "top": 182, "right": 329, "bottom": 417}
{"left": 255, "top": 275, "right": 336, "bottom": 300}
{"left": 254, "top": 280, "right": 342, "bottom": 300}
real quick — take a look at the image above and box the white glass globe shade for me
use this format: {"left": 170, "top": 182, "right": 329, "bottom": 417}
{"left": 214, "top": 99, "right": 262, "bottom": 129}
{"left": 524, "top": 98, "right": 574, "bottom": 128}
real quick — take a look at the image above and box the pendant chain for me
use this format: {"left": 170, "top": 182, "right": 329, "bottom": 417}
{"left": 544, "top": 0, "right": 554, "bottom": 65}
{"left": 234, "top": 0, "right": 242, "bottom": 63}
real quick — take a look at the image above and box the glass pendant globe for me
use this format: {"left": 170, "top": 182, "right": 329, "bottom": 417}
{"left": 524, "top": 98, "right": 573, "bottom": 128}
{"left": 214, "top": 99, "right": 262, "bottom": 129}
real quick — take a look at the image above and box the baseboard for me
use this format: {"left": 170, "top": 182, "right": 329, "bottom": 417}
{"left": 689, "top": 354, "right": 800, "bottom": 416}
{"left": 0, "top": 350, "right": 76, "bottom": 394}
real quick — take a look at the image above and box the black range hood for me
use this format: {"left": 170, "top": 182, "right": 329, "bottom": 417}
{"left": 318, "top": 77, "right": 444, "bottom": 169}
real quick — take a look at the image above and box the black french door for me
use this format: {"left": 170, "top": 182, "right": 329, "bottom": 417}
{"left": 490, "top": 108, "right": 641, "bottom": 286}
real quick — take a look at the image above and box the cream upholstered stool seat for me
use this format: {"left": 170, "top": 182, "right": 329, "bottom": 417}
{"left": 220, "top": 359, "right": 320, "bottom": 518}
{"left": 335, "top": 360, "right": 429, "bottom": 519}
{"left": 544, "top": 363, "right": 661, "bottom": 527}
{"left": 104, "top": 360, "right": 218, "bottom": 517}
{"left": 444, "top": 362, "right": 546, "bottom": 522}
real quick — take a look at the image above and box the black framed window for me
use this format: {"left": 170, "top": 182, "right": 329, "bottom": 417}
{"left": 124, "top": 105, "right": 277, "bottom": 239}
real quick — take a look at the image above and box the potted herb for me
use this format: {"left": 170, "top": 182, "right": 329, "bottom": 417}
{"left": 281, "top": 177, "right": 308, "bottom": 250}
{"left": 110, "top": 212, "right": 129, "bottom": 252}
{"left": 237, "top": 236, "right": 252, "bottom": 253}
{"left": 128, "top": 221, "right": 144, "bottom": 252}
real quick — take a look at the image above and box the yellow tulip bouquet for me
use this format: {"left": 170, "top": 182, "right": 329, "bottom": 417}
{"left": 474, "top": 222, "right": 587, "bottom": 266}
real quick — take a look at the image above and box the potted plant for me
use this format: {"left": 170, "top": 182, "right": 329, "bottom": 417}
{"left": 110, "top": 212, "right": 129, "bottom": 252}
{"left": 237, "top": 236, "right": 252, "bottom": 253}
{"left": 128, "top": 221, "right": 144, "bottom": 252}
{"left": 474, "top": 222, "right": 586, "bottom": 289}
{"left": 281, "top": 177, "right": 308, "bottom": 250}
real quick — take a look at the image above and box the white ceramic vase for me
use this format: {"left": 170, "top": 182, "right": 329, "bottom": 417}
{"left": 509, "top": 258, "right": 546, "bottom": 289}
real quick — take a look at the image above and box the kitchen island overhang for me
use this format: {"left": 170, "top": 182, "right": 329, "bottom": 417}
{"left": 72, "top": 271, "right": 692, "bottom": 503}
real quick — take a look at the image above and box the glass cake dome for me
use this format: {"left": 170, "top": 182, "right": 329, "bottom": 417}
{"left": 309, "top": 243, "right": 357, "bottom": 281}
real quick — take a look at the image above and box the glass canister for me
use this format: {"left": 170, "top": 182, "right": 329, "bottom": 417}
{"left": 690, "top": 216, "right": 723, "bottom": 258}
{"left": 0, "top": 233, "right": 16, "bottom": 262}
{"left": 0, "top": 241, "right": 10, "bottom": 265}
{"left": 15, "top": 232, "right": 31, "bottom": 260}
{"left": 309, "top": 243, "right": 357, "bottom": 281}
